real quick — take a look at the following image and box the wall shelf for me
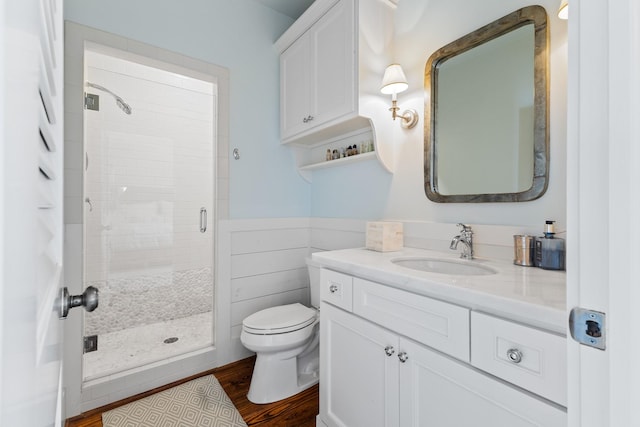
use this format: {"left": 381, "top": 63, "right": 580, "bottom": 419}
{"left": 276, "top": 0, "right": 400, "bottom": 183}
{"left": 299, "top": 151, "right": 377, "bottom": 172}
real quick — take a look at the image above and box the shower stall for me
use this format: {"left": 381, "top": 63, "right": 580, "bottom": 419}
{"left": 82, "top": 49, "right": 216, "bottom": 381}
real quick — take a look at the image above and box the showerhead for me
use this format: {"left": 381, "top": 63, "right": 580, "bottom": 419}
{"left": 86, "top": 82, "right": 133, "bottom": 115}
{"left": 116, "top": 97, "right": 132, "bottom": 115}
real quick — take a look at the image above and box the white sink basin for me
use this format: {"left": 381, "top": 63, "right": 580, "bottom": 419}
{"left": 391, "top": 257, "right": 497, "bottom": 276}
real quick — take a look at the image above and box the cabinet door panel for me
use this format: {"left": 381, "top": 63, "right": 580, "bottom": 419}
{"left": 310, "top": 0, "right": 355, "bottom": 125}
{"left": 399, "top": 339, "right": 566, "bottom": 427}
{"left": 281, "top": 33, "right": 311, "bottom": 138}
{"left": 320, "top": 303, "right": 399, "bottom": 427}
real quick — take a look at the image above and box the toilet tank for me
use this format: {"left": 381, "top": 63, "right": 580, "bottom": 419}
{"left": 306, "top": 257, "right": 322, "bottom": 309}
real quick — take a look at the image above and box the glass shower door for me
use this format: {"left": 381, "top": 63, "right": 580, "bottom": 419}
{"left": 82, "top": 50, "right": 216, "bottom": 381}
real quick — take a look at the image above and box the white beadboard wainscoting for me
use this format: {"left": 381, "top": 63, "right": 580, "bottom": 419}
{"left": 218, "top": 217, "right": 370, "bottom": 362}
{"left": 217, "top": 217, "right": 536, "bottom": 363}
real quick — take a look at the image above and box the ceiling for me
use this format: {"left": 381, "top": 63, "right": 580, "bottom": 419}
{"left": 253, "top": 0, "right": 315, "bottom": 20}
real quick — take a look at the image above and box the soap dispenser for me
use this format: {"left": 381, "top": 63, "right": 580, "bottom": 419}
{"left": 535, "top": 220, "right": 565, "bottom": 270}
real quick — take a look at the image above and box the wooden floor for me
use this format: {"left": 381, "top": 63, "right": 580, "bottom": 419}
{"left": 65, "top": 356, "right": 319, "bottom": 427}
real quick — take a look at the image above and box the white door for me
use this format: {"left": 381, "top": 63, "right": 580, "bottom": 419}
{"left": 568, "top": 1, "right": 640, "bottom": 426}
{"left": 0, "top": 0, "right": 65, "bottom": 426}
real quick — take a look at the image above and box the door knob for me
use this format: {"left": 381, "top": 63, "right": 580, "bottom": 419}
{"left": 59, "top": 286, "right": 99, "bottom": 319}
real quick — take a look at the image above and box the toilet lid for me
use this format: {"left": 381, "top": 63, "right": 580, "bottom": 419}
{"left": 243, "top": 303, "right": 317, "bottom": 334}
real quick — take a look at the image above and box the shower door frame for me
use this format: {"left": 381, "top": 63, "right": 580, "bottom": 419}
{"left": 63, "top": 22, "right": 231, "bottom": 417}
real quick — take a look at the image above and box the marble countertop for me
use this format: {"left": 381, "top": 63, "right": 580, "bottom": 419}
{"left": 312, "top": 247, "right": 567, "bottom": 334}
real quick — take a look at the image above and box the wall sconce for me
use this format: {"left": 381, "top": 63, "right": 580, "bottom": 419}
{"left": 380, "top": 64, "right": 418, "bottom": 129}
{"left": 558, "top": 0, "right": 568, "bottom": 19}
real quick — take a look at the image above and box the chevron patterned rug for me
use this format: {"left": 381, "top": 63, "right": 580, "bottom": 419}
{"left": 102, "top": 375, "right": 248, "bottom": 427}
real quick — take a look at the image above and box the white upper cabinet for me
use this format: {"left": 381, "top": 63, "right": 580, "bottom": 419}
{"left": 276, "top": 0, "right": 399, "bottom": 180}
{"left": 280, "top": 0, "right": 356, "bottom": 142}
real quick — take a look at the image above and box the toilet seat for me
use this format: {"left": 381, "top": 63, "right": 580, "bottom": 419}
{"left": 242, "top": 303, "right": 317, "bottom": 335}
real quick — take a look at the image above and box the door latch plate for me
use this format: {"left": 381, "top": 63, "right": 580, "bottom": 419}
{"left": 84, "top": 335, "right": 98, "bottom": 353}
{"left": 569, "top": 307, "right": 605, "bottom": 350}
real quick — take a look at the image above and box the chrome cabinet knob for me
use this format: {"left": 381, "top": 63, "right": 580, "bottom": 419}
{"left": 58, "top": 286, "right": 99, "bottom": 319}
{"left": 384, "top": 346, "right": 395, "bottom": 357}
{"left": 329, "top": 284, "right": 339, "bottom": 293}
{"left": 398, "top": 352, "right": 409, "bottom": 363}
{"left": 506, "top": 348, "right": 523, "bottom": 364}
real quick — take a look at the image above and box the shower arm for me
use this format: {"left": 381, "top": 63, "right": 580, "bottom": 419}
{"left": 86, "top": 81, "right": 132, "bottom": 114}
{"left": 86, "top": 82, "right": 120, "bottom": 100}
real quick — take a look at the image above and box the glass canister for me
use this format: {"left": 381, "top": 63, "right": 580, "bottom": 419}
{"left": 513, "top": 235, "right": 536, "bottom": 266}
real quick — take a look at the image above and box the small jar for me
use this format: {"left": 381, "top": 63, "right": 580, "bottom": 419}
{"left": 326, "top": 149, "right": 332, "bottom": 161}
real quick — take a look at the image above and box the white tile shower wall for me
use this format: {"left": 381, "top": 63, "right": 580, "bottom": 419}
{"left": 83, "top": 52, "right": 215, "bottom": 333}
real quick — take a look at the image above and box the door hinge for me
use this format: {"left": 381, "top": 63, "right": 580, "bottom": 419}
{"left": 84, "top": 335, "right": 98, "bottom": 353}
{"left": 569, "top": 307, "right": 605, "bottom": 350}
{"left": 84, "top": 93, "right": 99, "bottom": 111}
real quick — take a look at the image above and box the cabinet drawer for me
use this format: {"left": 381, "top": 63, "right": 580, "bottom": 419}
{"left": 320, "top": 269, "right": 353, "bottom": 311}
{"left": 353, "top": 278, "right": 470, "bottom": 362}
{"left": 471, "top": 312, "right": 567, "bottom": 406}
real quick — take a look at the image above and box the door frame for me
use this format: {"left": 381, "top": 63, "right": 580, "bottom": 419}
{"left": 63, "top": 21, "right": 231, "bottom": 417}
{"left": 567, "top": 1, "right": 640, "bottom": 425}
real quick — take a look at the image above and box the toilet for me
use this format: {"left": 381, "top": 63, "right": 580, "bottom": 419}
{"left": 240, "top": 258, "right": 321, "bottom": 404}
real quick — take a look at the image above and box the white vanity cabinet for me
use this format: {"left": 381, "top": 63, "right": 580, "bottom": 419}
{"left": 319, "top": 269, "right": 567, "bottom": 427}
{"left": 280, "top": 0, "right": 355, "bottom": 141}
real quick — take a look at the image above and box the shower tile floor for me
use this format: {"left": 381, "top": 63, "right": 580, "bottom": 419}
{"left": 83, "top": 312, "right": 213, "bottom": 381}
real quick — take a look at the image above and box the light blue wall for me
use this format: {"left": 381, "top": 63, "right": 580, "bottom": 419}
{"left": 64, "top": 0, "right": 311, "bottom": 218}
{"left": 311, "top": 161, "right": 392, "bottom": 219}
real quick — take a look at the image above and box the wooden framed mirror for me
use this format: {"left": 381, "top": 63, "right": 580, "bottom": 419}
{"left": 424, "top": 6, "right": 549, "bottom": 203}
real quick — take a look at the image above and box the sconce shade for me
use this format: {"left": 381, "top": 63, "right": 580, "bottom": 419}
{"left": 381, "top": 64, "right": 409, "bottom": 95}
{"left": 558, "top": 0, "right": 568, "bottom": 19}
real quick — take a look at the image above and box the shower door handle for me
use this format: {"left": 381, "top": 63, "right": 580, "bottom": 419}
{"left": 58, "top": 286, "right": 99, "bottom": 319}
{"left": 200, "top": 208, "right": 207, "bottom": 233}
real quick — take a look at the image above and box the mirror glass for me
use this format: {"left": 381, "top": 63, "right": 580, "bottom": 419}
{"left": 424, "top": 6, "right": 549, "bottom": 203}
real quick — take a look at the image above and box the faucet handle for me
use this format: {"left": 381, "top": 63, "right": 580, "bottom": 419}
{"left": 456, "top": 223, "right": 472, "bottom": 233}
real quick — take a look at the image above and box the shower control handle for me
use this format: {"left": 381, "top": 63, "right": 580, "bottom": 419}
{"left": 200, "top": 208, "right": 207, "bottom": 233}
{"left": 59, "top": 286, "right": 99, "bottom": 319}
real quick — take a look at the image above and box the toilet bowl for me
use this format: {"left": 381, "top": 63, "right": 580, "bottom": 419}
{"left": 240, "top": 258, "right": 321, "bottom": 404}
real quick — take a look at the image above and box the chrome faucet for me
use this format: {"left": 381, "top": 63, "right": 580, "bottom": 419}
{"left": 450, "top": 223, "right": 474, "bottom": 259}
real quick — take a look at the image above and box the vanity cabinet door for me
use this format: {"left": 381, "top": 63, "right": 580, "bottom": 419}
{"left": 399, "top": 339, "right": 567, "bottom": 427}
{"left": 320, "top": 303, "right": 400, "bottom": 427}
